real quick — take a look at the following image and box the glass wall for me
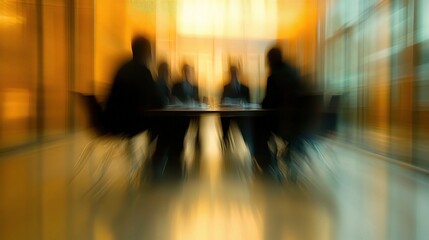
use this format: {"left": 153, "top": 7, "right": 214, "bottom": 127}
{"left": 321, "top": 0, "right": 429, "bottom": 168}
{"left": 414, "top": 0, "right": 429, "bottom": 167}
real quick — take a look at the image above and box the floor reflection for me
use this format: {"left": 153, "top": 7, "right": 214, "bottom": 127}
{"left": 169, "top": 181, "right": 264, "bottom": 240}
{"left": 1, "top": 115, "right": 429, "bottom": 239}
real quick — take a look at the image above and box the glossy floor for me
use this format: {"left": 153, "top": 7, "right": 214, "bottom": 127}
{"left": 0, "top": 116, "right": 428, "bottom": 240}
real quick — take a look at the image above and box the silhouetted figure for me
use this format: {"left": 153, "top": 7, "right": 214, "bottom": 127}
{"left": 171, "top": 64, "right": 199, "bottom": 104}
{"left": 252, "top": 47, "right": 307, "bottom": 179}
{"left": 220, "top": 65, "right": 251, "bottom": 149}
{"left": 156, "top": 61, "right": 172, "bottom": 105}
{"left": 148, "top": 61, "right": 172, "bottom": 144}
{"left": 221, "top": 66, "right": 250, "bottom": 104}
{"left": 151, "top": 64, "right": 200, "bottom": 180}
{"left": 104, "top": 35, "right": 163, "bottom": 137}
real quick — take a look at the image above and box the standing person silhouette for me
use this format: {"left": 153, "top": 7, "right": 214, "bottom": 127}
{"left": 252, "top": 47, "right": 305, "bottom": 179}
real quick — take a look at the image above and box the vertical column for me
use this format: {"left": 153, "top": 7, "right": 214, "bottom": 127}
{"left": 74, "top": 0, "right": 95, "bottom": 129}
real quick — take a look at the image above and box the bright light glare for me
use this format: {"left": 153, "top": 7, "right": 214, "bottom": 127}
{"left": 177, "top": 0, "right": 277, "bottom": 39}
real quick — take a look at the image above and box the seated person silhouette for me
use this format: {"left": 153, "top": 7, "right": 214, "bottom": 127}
{"left": 220, "top": 65, "right": 251, "bottom": 149}
{"left": 148, "top": 61, "right": 172, "bottom": 143}
{"left": 221, "top": 65, "right": 250, "bottom": 104}
{"left": 155, "top": 61, "right": 172, "bottom": 105}
{"left": 171, "top": 64, "right": 199, "bottom": 104}
{"left": 151, "top": 64, "right": 200, "bottom": 180}
{"left": 104, "top": 35, "right": 163, "bottom": 138}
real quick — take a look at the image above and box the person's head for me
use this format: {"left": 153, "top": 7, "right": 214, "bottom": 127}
{"left": 131, "top": 35, "right": 151, "bottom": 64}
{"left": 229, "top": 65, "right": 239, "bottom": 82}
{"left": 182, "top": 63, "right": 192, "bottom": 81}
{"left": 267, "top": 47, "right": 284, "bottom": 71}
{"left": 158, "top": 61, "right": 169, "bottom": 80}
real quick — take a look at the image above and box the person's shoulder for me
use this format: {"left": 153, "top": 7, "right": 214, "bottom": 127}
{"left": 140, "top": 64, "right": 152, "bottom": 74}
{"left": 271, "top": 65, "right": 299, "bottom": 80}
{"left": 172, "top": 81, "right": 182, "bottom": 90}
{"left": 156, "top": 78, "right": 168, "bottom": 87}
{"left": 117, "top": 59, "right": 134, "bottom": 71}
{"left": 240, "top": 83, "right": 249, "bottom": 89}
{"left": 112, "top": 60, "right": 132, "bottom": 82}
{"left": 276, "top": 66, "right": 290, "bottom": 75}
{"left": 282, "top": 63, "right": 300, "bottom": 76}
{"left": 224, "top": 82, "right": 231, "bottom": 88}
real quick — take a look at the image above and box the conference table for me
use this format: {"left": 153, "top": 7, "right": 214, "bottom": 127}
{"left": 144, "top": 103, "right": 273, "bottom": 117}
{"left": 144, "top": 103, "right": 269, "bottom": 166}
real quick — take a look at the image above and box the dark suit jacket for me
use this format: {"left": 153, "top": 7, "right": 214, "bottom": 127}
{"left": 171, "top": 80, "right": 199, "bottom": 103}
{"left": 156, "top": 78, "right": 171, "bottom": 105}
{"left": 262, "top": 64, "right": 301, "bottom": 109}
{"left": 104, "top": 60, "right": 164, "bottom": 136}
{"left": 261, "top": 63, "right": 306, "bottom": 139}
{"left": 221, "top": 82, "right": 250, "bottom": 103}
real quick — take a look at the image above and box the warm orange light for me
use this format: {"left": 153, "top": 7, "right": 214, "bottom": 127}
{"left": 2, "top": 88, "right": 30, "bottom": 120}
{"left": 0, "top": 15, "right": 25, "bottom": 26}
{"left": 277, "top": 0, "right": 317, "bottom": 39}
{"left": 171, "top": 192, "right": 264, "bottom": 240}
{"left": 177, "top": 0, "right": 277, "bottom": 39}
{"left": 95, "top": 0, "right": 318, "bottom": 101}
{"left": 0, "top": 3, "right": 25, "bottom": 27}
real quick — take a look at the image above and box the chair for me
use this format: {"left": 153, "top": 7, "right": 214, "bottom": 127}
{"left": 323, "top": 95, "right": 341, "bottom": 134}
{"left": 72, "top": 93, "right": 144, "bottom": 195}
{"left": 78, "top": 93, "right": 107, "bottom": 135}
